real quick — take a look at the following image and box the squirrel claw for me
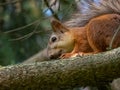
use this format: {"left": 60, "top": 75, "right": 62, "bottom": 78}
{"left": 59, "top": 53, "right": 72, "bottom": 59}
{"left": 60, "top": 52, "right": 84, "bottom": 59}
{"left": 71, "top": 52, "right": 84, "bottom": 57}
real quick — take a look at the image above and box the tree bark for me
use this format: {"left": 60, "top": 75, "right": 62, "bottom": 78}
{"left": 0, "top": 47, "right": 120, "bottom": 90}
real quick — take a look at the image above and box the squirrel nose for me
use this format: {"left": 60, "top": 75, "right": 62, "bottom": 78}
{"left": 49, "top": 54, "right": 56, "bottom": 59}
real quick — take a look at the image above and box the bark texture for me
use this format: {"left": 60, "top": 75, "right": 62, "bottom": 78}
{"left": 0, "top": 47, "right": 120, "bottom": 90}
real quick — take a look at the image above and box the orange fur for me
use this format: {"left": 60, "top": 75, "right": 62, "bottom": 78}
{"left": 48, "top": 14, "right": 120, "bottom": 59}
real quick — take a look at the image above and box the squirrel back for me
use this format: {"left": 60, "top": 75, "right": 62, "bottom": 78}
{"left": 65, "top": 0, "right": 120, "bottom": 27}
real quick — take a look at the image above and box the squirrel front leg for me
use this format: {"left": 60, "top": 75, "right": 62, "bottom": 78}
{"left": 61, "top": 38, "right": 103, "bottom": 59}
{"left": 60, "top": 43, "right": 82, "bottom": 59}
{"left": 60, "top": 49, "right": 101, "bottom": 59}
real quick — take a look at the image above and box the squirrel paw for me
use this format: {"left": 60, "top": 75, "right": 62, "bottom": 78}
{"left": 71, "top": 52, "right": 84, "bottom": 57}
{"left": 60, "top": 52, "right": 84, "bottom": 59}
{"left": 59, "top": 53, "right": 73, "bottom": 59}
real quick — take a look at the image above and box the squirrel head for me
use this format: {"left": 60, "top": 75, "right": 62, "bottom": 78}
{"left": 47, "top": 19, "right": 75, "bottom": 59}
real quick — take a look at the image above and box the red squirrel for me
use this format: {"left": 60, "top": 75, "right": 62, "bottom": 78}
{"left": 47, "top": 0, "right": 120, "bottom": 59}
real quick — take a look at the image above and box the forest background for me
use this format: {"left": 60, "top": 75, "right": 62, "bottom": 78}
{"left": 0, "top": 0, "right": 80, "bottom": 65}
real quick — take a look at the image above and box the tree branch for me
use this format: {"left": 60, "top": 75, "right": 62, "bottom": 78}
{"left": 23, "top": 48, "right": 50, "bottom": 63}
{"left": 0, "top": 47, "right": 120, "bottom": 90}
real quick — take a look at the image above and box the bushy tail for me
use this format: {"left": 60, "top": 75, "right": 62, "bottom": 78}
{"left": 65, "top": 0, "right": 120, "bottom": 27}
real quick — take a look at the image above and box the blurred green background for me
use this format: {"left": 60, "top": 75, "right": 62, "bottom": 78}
{"left": 0, "top": 0, "right": 76, "bottom": 65}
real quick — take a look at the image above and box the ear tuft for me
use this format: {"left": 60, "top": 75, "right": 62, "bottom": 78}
{"left": 50, "top": 19, "right": 69, "bottom": 33}
{"left": 51, "top": 19, "right": 61, "bottom": 29}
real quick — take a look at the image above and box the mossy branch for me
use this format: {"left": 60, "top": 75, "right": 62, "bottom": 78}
{"left": 0, "top": 47, "right": 120, "bottom": 90}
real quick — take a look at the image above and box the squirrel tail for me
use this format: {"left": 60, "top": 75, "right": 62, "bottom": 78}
{"left": 65, "top": 0, "right": 120, "bottom": 27}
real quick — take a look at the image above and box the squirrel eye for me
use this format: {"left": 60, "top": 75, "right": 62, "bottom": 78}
{"left": 51, "top": 36, "right": 57, "bottom": 42}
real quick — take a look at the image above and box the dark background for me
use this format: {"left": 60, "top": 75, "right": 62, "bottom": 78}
{"left": 0, "top": 0, "right": 77, "bottom": 65}
{"left": 0, "top": 0, "right": 99, "bottom": 65}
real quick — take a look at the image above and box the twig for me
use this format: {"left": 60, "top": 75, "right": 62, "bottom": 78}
{"left": 43, "top": 0, "right": 58, "bottom": 14}
{"left": 9, "top": 21, "right": 41, "bottom": 41}
{"left": 4, "top": 19, "right": 40, "bottom": 34}
{"left": 34, "top": 29, "right": 51, "bottom": 34}
{"left": 109, "top": 24, "right": 120, "bottom": 50}
{"left": 44, "top": 0, "right": 59, "bottom": 20}
{"left": 0, "top": 0, "right": 22, "bottom": 6}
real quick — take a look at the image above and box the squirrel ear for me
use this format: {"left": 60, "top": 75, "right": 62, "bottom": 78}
{"left": 51, "top": 19, "right": 69, "bottom": 33}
